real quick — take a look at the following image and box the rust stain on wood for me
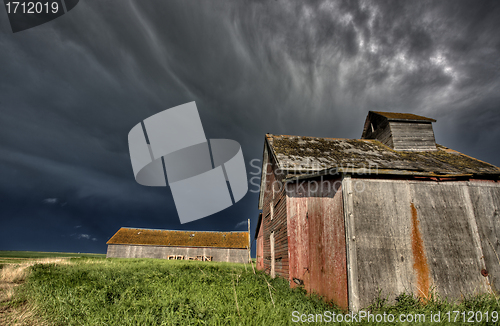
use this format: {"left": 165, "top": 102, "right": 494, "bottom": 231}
{"left": 410, "top": 202, "right": 430, "bottom": 301}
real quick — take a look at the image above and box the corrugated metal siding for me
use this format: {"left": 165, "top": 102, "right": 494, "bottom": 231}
{"left": 287, "top": 178, "right": 348, "bottom": 309}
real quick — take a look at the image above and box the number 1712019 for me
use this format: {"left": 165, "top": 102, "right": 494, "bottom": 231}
{"left": 5, "top": 2, "right": 59, "bottom": 14}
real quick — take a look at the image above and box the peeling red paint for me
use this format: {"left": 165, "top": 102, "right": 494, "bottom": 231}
{"left": 410, "top": 202, "right": 430, "bottom": 301}
{"left": 287, "top": 180, "right": 348, "bottom": 309}
{"left": 256, "top": 215, "right": 264, "bottom": 270}
{"left": 261, "top": 151, "right": 290, "bottom": 279}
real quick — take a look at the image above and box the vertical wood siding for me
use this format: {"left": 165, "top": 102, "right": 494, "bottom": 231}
{"left": 261, "top": 149, "right": 289, "bottom": 278}
{"left": 351, "top": 178, "right": 497, "bottom": 308}
{"left": 106, "top": 244, "right": 248, "bottom": 263}
{"left": 467, "top": 180, "right": 500, "bottom": 292}
{"left": 256, "top": 219, "right": 264, "bottom": 270}
{"left": 287, "top": 178, "right": 348, "bottom": 309}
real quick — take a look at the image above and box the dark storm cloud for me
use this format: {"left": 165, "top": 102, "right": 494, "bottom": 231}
{"left": 229, "top": 0, "right": 500, "bottom": 159}
{"left": 1, "top": 0, "right": 499, "bottom": 252}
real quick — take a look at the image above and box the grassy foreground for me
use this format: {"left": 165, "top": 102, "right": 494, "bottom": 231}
{"left": 4, "top": 258, "right": 332, "bottom": 325}
{"left": 1, "top": 257, "right": 500, "bottom": 325}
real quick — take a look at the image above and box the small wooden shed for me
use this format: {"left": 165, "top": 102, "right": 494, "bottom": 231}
{"left": 107, "top": 227, "right": 250, "bottom": 263}
{"left": 255, "top": 111, "right": 500, "bottom": 310}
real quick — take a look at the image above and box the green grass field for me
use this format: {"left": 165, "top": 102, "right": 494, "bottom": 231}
{"left": 0, "top": 250, "right": 105, "bottom": 258}
{"left": 2, "top": 253, "right": 500, "bottom": 325}
{"left": 0, "top": 250, "right": 105, "bottom": 265}
{"left": 9, "top": 258, "right": 334, "bottom": 325}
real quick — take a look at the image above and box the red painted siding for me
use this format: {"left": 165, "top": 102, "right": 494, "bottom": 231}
{"left": 260, "top": 145, "right": 348, "bottom": 307}
{"left": 256, "top": 217, "right": 264, "bottom": 270}
{"left": 286, "top": 178, "right": 348, "bottom": 309}
{"left": 261, "top": 149, "right": 289, "bottom": 278}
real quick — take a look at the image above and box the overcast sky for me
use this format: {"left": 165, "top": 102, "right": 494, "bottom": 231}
{"left": 1, "top": 0, "right": 499, "bottom": 254}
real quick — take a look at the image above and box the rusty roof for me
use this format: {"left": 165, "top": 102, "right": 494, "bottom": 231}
{"left": 266, "top": 134, "right": 500, "bottom": 178}
{"left": 370, "top": 111, "right": 437, "bottom": 122}
{"left": 107, "top": 227, "right": 249, "bottom": 249}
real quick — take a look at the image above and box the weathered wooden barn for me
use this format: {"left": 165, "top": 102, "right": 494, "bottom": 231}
{"left": 107, "top": 227, "right": 250, "bottom": 263}
{"left": 255, "top": 111, "right": 500, "bottom": 311}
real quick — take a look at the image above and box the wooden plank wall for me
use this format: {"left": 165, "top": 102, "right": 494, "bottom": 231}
{"left": 389, "top": 122, "right": 436, "bottom": 151}
{"left": 456, "top": 181, "right": 500, "bottom": 294}
{"left": 261, "top": 149, "right": 289, "bottom": 278}
{"left": 287, "top": 178, "right": 348, "bottom": 309}
{"left": 351, "top": 178, "right": 496, "bottom": 308}
{"left": 106, "top": 245, "right": 248, "bottom": 263}
{"left": 256, "top": 220, "right": 264, "bottom": 270}
{"left": 362, "top": 112, "right": 437, "bottom": 151}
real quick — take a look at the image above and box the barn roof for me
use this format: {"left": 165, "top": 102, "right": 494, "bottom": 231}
{"left": 370, "top": 111, "right": 437, "bottom": 122}
{"left": 106, "top": 227, "right": 249, "bottom": 249}
{"left": 265, "top": 134, "right": 500, "bottom": 178}
{"left": 257, "top": 112, "right": 500, "bottom": 209}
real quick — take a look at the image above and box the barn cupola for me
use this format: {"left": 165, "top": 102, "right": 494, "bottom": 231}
{"left": 361, "top": 111, "right": 437, "bottom": 151}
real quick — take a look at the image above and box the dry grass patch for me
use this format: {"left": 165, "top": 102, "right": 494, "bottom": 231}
{"left": 0, "top": 301, "right": 50, "bottom": 326}
{"left": 1, "top": 265, "right": 29, "bottom": 285}
{"left": 0, "top": 283, "right": 16, "bottom": 304}
{"left": 1, "top": 258, "right": 70, "bottom": 284}
{"left": 0, "top": 258, "right": 71, "bottom": 326}
{"left": 0, "top": 282, "right": 17, "bottom": 302}
{"left": 0, "top": 264, "right": 32, "bottom": 306}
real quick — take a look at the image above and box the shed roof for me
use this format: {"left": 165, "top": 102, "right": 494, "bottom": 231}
{"left": 266, "top": 134, "right": 500, "bottom": 178}
{"left": 370, "top": 111, "right": 437, "bottom": 122}
{"left": 107, "top": 227, "right": 249, "bottom": 249}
